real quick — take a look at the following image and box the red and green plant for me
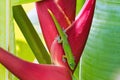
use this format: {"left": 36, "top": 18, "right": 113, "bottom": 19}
{"left": 0, "top": 0, "right": 96, "bottom": 80}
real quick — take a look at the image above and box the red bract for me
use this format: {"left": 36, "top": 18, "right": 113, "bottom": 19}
{"left": 36, "top": 0, "right": 76, "bottom": 52}
{"left": 50, "top": 0, "right": 96, "bottom": 71}
{"left": 0, "top": 48, "right": 72, "bottom": 80}
{"left": 56, "top": 0, "right": 76, "bottom": 22}
{"left": 67, "top": 0, "right": 96, "bottom": 66}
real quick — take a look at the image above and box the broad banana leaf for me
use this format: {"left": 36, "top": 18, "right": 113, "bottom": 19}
{"left": 80, "top": 0, "right": 120, "bottom": 80}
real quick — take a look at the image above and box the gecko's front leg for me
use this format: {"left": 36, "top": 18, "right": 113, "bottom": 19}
{"left": 55, "top": 36, "right": 62, "bottom": 43}
{"left": 62, "top": 55, "right": 67, "bottom": 63}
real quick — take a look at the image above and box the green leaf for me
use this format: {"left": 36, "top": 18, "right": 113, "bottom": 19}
{"left": 76, "top": 0, "right": 85, "bottom": 15}
{"left": 81, "top": 0, "right": 120, "bottom": 80}
{"left": 0, "top": 0, "right": 17, "bottom": 80}
{"left": 73, "top": 63, "right": 80, "bottom": 80}
{"left": 0, "top": 0, "right": 10, "bottom": 50}
{"left": 14, "top": 21, "right": 36, "bottom": 62}
{"left": 12, "top": 0, "right": 41, "bottom": 6}
{"left": 13, "top": 5, "right": 51, "bottom": 64}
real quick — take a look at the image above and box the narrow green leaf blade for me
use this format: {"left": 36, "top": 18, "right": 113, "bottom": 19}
{"left": 13, "top": 5, "right": 51, "bottom": 64}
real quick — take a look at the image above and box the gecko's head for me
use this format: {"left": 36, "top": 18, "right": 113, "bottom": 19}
{"left": 69, "top": 62, "right": 76, "bottom": 70}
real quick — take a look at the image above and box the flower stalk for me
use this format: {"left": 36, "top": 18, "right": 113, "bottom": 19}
{"left": 0, "top": 0, "right": 16, "bottom": 79}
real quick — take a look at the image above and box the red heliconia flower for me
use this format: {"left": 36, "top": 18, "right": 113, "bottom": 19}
{"left": 37, "top": 0, "right": 96, "bottom": 71}
{"left": 0, "top": 48, "right": 72, "bottom": 80}
{"left": 36, "top": 0, "right": 76, "bottom": 51}
{"left": 0, "top": 0, "right": 96, "bottom": 79}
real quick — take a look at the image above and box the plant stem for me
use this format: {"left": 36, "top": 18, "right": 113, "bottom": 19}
{"left": 0, "top": 0, "right": 17, "bottom": 79}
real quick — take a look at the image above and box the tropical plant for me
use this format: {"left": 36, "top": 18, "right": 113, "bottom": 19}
{"left": 0, "top": 0, "right": 96, "bottom": 80}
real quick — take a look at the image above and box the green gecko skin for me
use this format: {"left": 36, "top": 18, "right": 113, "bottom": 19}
{"left": 48, "top": 9, "right": 76, "bottom": 70}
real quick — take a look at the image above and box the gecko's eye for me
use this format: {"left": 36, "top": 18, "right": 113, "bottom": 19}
{"left": 70, "top": 63, "right": 75, "bottom": 67}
